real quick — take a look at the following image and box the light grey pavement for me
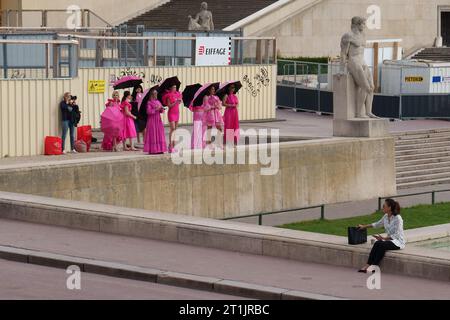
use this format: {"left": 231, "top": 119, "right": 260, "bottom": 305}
{"left": 1, "top": 218, "right": 449, "bottom": 300}
{"left": 0, "top": 258, "right": 244, "bottom": 300}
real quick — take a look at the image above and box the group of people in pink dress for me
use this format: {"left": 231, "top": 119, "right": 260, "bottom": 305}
{"left": 190, "top": 82, "right": 241, "bottom": 150}
{"left": 100, "top": 77, "right": 241, "bottom": 155}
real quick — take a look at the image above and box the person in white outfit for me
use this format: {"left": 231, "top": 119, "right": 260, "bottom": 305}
{"left": 357, "top": 198, "right": 406, "bottom": 273}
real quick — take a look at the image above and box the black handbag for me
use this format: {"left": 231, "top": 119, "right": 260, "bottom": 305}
{"left": 348, "top": 227, "right": 367, "bottom": 245}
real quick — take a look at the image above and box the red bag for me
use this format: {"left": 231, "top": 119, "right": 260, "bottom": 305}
{"left": 45, "top": 136, "right": 63, "bottom": 156}
{"left": 77, "top": 125, "right": 92, "bottom": 152}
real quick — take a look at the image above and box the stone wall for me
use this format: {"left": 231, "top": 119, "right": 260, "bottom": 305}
{"left": 0, "top": 137, "right": 396, "bottom": 219}
{"left": 243, "top": 0, "right": 450, "bottom": 57}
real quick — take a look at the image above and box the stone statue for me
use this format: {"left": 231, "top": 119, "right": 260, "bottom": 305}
{"left": 340, "top": 16, "right": 377, "bottom": 118}
{"left": 188, "top": 2, "right": 214, "bottom": 31}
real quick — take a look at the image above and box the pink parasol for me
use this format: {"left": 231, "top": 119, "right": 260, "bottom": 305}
{"left": 190, "top": 82, "right": 220, "bottom": 108}
{"left": 216, "top": 81, "right": 243, "bottom": 100}
{"left": 112, "top": 75, "right": 143, "bottom": 90}
{"left": 101, "top": 105, "right": 124, "bottom": 137}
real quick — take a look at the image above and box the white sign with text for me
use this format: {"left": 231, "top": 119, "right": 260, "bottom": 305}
{"left": 195, "top": 37, "right": 231, "bottom": 66}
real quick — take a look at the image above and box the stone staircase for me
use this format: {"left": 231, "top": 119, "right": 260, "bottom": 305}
{"left": 125, "top": 0, "right": 278, "bottom": 31}
{"left": 410, "top": 47, "right": 450, "bottom": 62}
{"left": 395, "top": 129, "right": 450, "bottom": 190}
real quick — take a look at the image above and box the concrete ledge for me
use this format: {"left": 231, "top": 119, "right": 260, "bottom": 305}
{"left": 84, "top": 262, "right": 161, "bottom": 283}
{"left": 213, "top": 280, "right": 288, "bottom": 300}
{"left": 0, "top": 136, "right": 396, "bottom": 219}
{"left": 0, "top": 245, "right": 342, "bottom": 300}
{"left": 405, "top": 224, "right": 450, "bottom": 243}
{"left": 1, "top": 191, "right": 449, "bottom": 282}
{"left": 157, "top": 272, "right": 221, "bottom": 292}
{"left": 281, "top": 290, "right": 344, "bottom": 301}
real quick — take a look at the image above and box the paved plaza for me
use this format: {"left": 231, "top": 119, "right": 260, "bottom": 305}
{"left": 0, "top": 218, "right": 449, "bottom": 300}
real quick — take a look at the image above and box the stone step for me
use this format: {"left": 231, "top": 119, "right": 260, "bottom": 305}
{"left": 392, "top": 128, "right": 450, "bottom": 137}
{"left": 396, "top": 160, "right": 450, "bottom": 173}
{"left": 396, "top": 146, "right": 450, "bottom": 156}
{"left": 396, "top": 166, "right": 450, "bottom": 178}
{"left": 394, "top": 132, "right": 450, "bottom": 142}
{"left": 396, "top": 150, "right": 450, "bottom": 162}
{"left": 395, "top": 136, "right": 450, "bottom": 146}
{"left": 397, "top": 171, "right": 450, "bottom": 184}
{"left": 396, "top": 140, "right": 450, "bottom": 151}
{"left": 397, "top": 177, "right": 450, "bottom": 190}
{"left": 395, "top": 155, "right": 450, "bottom": 167}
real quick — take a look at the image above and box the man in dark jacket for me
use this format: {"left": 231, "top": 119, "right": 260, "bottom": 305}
{"left": 60, "top": 92, "right": 76, "bottom": 154}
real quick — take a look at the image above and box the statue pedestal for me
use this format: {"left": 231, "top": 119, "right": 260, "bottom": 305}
{"left": 333, "top": 118, "right": 389, "bottom": 138}
{"left": 333, "top": 73, "right": 389, "bottom": 138}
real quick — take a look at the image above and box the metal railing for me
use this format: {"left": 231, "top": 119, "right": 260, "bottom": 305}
{"left": 378, "top": 189, "right": 450, "bottom": 211}
{"left": 223, "top": 189, "right": 450, "bottom": 227}
{"left": 222, "top": 205, "right": 325, "bottom": 226}
{"left": 0, "top": 34, "right": 275, "bottom": 78}
{"left": 61, "top": 34, "right": 277, "bottom": 68}
{"left": 0, "top": 38, "right": 79, "bottom": 79}
{"left": 1, "top": 9, "right": 112, "bottom": 28}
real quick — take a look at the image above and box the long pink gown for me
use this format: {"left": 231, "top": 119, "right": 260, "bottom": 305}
{"left": 190, "top": 105, "right": 206, "bottom": 150}
{"left": 223, "top": 94, "right": 240, "bottom": 145}
{"left": 144, "top": 99, "right": 167, "bottom": 154}
{"left": 102, "top": 99, "right": 123, "bottom": 151}
{"left": 203, "top": 95, "right": 224, "bottom": 127}
{"left": 163, "top": 91, "right": 182, "bottom": 123}
{"left": 120, "top": 101, "right": 137, "bottom": 139}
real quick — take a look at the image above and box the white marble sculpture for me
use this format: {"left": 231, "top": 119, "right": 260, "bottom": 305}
{"left": 340, "top": 16, "right": 377, "bottom": 118}
{"left": 188, "top": 2, "right": 215, "bottom": 31}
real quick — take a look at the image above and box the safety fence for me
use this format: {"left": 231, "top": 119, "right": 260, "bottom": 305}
{"left": 0, "top": 33, "right": 275, "bottom": 79}
{"left": 223, "top": 189, "right": 450, "bottom": 226}
{"left": 277, "top": 59, "right": 450, "bottom": 120}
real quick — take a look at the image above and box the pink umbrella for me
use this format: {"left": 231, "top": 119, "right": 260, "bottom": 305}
{"left": 101, "top": 105, "right": 124, "bottom": 137}
{"left": 216, "top": 81, "right": 242, "bottom": 100}
{"left": 112, "top": 75, "right": 143, "bottom": 90}
{"left": 190, "top": 82, "right": 220, "bottom": 108}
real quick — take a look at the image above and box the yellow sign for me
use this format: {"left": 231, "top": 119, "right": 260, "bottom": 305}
{"left": 88, "top": 80, "right": 106, "bottom": 93}
{"left": 405, "top": 76, "right": 423, "bottom": 83}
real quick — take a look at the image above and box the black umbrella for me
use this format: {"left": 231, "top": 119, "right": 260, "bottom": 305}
{"left": 216, "top": 81, "right": 243, "bottom": 100}
{"left": 112, "top": 76, "right": 143, "bottom": 90}
{"left": 192, "top": 82, "right": 220, "bottom": 107}
{"left": 158, "top": 76, "right": 182, "bottom": 102}
{"left": 182, "top": 84, "right": 202, "bottom": 108}
{"left": 138, "top": 85, "right": 160, "bottom": 125}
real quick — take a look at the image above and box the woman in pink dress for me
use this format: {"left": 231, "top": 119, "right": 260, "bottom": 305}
{"left": 163, "top": 85, "right": 182, "bottom": 153}
{"left": 144, "top": 89, "right": 168, "bottom": 155}
{"left": 120, "top": 91, "right": 138, "bottom": 151}
{"left": 203, "top": 85, "right": 224, "bottom": 148}
{"left": 102, "top": 91, "right": 122, "bottom": 152}
{"left": 190, "top": 103, "right": 206, "bottom": 150}
{"left": 222, "top": 84, "right": 240, "bottom": 146}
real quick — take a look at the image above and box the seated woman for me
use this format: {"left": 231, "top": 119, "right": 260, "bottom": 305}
{"left": 357, "top": 198, "right": 406, "bottom": 273}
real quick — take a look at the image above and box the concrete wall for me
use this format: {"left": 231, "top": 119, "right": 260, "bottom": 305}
{"left": 242, "top": 0, "right": 450, "bottom": 57}
{"left": 0, "top": 64, "right": 276, "bottom": 157}
{"left": 0, "top": 137, "right": 397, "bottom": 219}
